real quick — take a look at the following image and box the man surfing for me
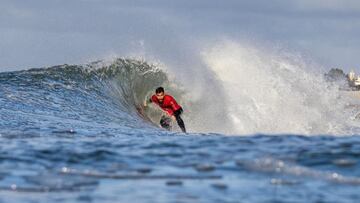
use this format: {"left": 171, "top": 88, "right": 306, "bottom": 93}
{"left": 144, "top": 87, "right": 186, "bottom": 133}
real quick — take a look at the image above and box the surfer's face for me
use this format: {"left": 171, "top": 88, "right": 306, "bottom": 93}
{"left": 156, "top": 92, "right": 165, "bottom": 101}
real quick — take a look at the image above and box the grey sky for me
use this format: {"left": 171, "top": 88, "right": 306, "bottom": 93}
{"left": 0, "top": 0, "right": 359, "bottom": 72}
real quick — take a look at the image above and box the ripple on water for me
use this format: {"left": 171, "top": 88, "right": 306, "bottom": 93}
{"left": 332, "top": 159, "right": 357, "bottom": 167}
{"left": 166, "top": 180, "right": 183, "bottom": 186}
{"left": 195, "top": 164, "right": 216, "bottom": 172}
{"left": 211, "top": 183, "right": 228, "bottom": 190}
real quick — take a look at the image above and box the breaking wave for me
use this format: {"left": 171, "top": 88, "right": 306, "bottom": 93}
{"left": 1, "top": 41, "right": 359, "bottom": 135}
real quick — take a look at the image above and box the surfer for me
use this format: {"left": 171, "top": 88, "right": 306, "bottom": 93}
{"left": 144, "top": 87, "right": 186, "bottom": 133}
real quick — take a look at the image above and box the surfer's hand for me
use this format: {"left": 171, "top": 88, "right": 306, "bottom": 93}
{"left": 143, "top": 100, "right": 147, "bottom": 107}
{"left": 171, "top": 116, "right": 176, "bottom": 121}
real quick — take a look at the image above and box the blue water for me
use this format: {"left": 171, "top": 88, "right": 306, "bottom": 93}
{"left": 0, "top": 59, "right": 359, "bottom": 203}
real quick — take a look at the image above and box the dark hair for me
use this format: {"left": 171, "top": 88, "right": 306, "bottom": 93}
{"left": 155, "top": 87, "right": 164, "bottom": 94}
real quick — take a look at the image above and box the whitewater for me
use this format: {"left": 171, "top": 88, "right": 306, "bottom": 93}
{"left": 0, "top": 39, "right": 360, "bottom": 203}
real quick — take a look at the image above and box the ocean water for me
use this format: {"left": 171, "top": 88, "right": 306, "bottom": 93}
{"left": 0, "top": 58, "right": 360, "bottom": 203}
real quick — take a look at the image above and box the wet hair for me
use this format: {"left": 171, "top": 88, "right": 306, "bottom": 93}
{"left": 155, "top": 87, "right": 164, "bottom": 94}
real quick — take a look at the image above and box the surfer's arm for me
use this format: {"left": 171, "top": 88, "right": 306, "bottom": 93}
{"left": 143, "top": 98, "right": 152, "bottom": 107}
{"left": 170, "top": 101, "right": 177, "bottom": 111}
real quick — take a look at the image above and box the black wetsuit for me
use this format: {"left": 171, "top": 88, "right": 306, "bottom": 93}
{"left": 160, "top": 108, "right": 186, "bottom": 133}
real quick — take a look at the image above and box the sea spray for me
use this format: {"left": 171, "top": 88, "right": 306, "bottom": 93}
{"left": 200, "top": 40, "right": 357, "bottom": 135}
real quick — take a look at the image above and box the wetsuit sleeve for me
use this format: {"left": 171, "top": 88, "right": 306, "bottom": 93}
{"left": 170, "top": 101, "right": 177, "bottom": 111}
{"left": 149, "top": 95, "right": 157, "bottom": 103}
{"left": 169, "top": 97, "right": 181, "bottom": 111}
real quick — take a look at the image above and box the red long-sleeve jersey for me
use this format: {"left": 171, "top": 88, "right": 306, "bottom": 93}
{"left": 150, "top": 94, "right": 181, "bottom": 116}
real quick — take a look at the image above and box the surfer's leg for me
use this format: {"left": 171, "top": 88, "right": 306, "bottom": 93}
{"left": 175, "top": 115, "right": 186, "bottom": 133}
{"left": 174, "top": 108, "right": 186, "bottom": 133}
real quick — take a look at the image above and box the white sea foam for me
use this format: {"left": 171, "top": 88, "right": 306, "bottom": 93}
{"left": 182, "top": 40, "right": 358, "bottom": 135}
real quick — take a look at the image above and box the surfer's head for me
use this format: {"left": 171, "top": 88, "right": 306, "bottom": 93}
{"left": 155, "top": 87, "right": 165, "bottom": 101}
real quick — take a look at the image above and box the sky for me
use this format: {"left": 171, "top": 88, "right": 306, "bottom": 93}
{"left": 0, "top": 0, "right": 359, "bottom": 72}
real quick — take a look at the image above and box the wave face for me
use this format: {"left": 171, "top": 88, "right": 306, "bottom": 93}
{"left": 0, "top": 59, "right": 173, "bottom": 134}
{"left": 0, "top": 57, "right": 360, "bottom": 203}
